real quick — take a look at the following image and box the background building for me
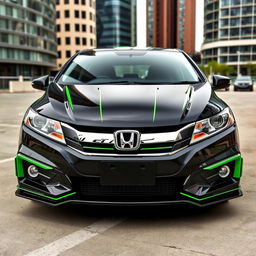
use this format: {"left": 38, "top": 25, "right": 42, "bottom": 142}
{"left": 0, "top": 0, "right": 57, "bottom": 87}
{"left": 56, "top": 0, "right": 97, "bottom": 69}
{"left": 202, "top": 0, "right": 256, "bottom": 73}
{"left": 147, "top": 0, "right": 196, "bottom": 55}
{"left": 96, "top": 0, "right": 136, "bottom": 48}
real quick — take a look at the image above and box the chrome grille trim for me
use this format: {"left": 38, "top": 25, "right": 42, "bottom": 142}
{"left": 68, "top": 145, "right": 188, "bottom": 157}
{"left": 61, "top": 123, "right": 195, "bottom": 145}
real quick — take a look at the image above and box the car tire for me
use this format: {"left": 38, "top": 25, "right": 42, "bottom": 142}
{"left": 251, "top": 86, "right": 254, "bottom": 91}
{"left": 225, "top": 87, "right": 230, "bottom": 91}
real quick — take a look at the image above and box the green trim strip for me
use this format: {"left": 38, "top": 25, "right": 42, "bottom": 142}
{"left": 65, "top": 86, "right": 74, "bottom": 111}
{"left": 83, "top": 146, "right": 114, "bottom": 151}
{"left": 203, "top": 154, "right": 243, "bottom": 178}
{"left": 99, "top": 89, "right": 103, "bottom": 122}
{"left": 152, "top": 89, "right": 157, "bottom": 122}
{"left": 17, "top": 186, "right": 76, "bottom": 201}
{"left": 17, "top": 154, "right": 53, "bottom": 170}
{"left": 180, "top": 187, "right": 240, "bottom": 201}
{"left": 140, "top": 146, "right": 173, "bottom": 151}
{"left": 15, "top": 154, "right": 53, "bottom": 178}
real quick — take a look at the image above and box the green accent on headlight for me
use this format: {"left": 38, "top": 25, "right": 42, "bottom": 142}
{"left": 17, "top": 186, "right": 76, "bottom": 201}
{"left": 180, "top": 187, "right": 240, "bottom": 201}
{"left": 152, "top": 89, "right": 157, "bottom": 122}
{"left": 15, "top": 154, "right": 53, "bottom": 178}
{"left": 65, "top": 86, "right": 74, "bottom": 111}
{"left": 203, "top": 154, "right": 243, "bottom": 178}
{"left": 140, "top": 146, "right": 173, "bottom": 151}
{"left": 83, "top": 146, "right": 114, "bottom": 150}
{"left": 99, "top": 89, "right": 103, "bottom": 122}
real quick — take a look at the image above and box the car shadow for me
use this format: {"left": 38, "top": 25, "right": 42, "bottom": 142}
{"left": 19, "top": 200, "right": 241, "bottom": 227}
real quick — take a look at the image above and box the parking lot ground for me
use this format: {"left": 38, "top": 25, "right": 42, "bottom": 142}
{"left": 0, "top": 91, "right": 255, "bottom": 256}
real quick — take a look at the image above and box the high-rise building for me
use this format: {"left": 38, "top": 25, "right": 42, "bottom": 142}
{"left": 202, "top": 0, "right": 256, "bottom": 71}
{"left": 96, "top": 0, "right": 136, "bottom": 48}
{"left": 0, "top": 0, "right": 57, "bottom": 79}
{"left": 147, "top": 0, "right": 196, "bottom": 55}
{"left": 56, "top": 0, "right": 97, "bottom": 69}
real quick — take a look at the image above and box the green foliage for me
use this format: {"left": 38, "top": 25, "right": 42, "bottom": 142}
{"left": 243, "top": 63, "right": 256, "bottom": 76}
{"left": 199, "top": 61, "right": 235, "bottom": 76}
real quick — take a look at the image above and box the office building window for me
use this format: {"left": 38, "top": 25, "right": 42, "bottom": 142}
{"left": 89, "top": 0, "right": 92, "bottom": 7}
{"left": 75, "top": 10, "right": 80, "bottom": 18}
{"left": 57, "top": 37, "right": 61, "bottom": 45}
{"left": 58, "top": 51, "right": 61, "bottom": 58}
{"left": 82, "top": 11, "right": 86, "bottom": 19}
{"left": 65, "top": 10, "right": 70, "bottom": 18}
{"left": 81, "top": 0, "right": 86, "bottom": 4}
{"left": 90, "top": 25, "right": 93, "bottom": 33}
{"left": 65, "top": 37, "right": 70, "bottom": 45}
{"left": 75, "top": 37, "right": 80, "bottom": 45}
{"left": 66, "top": 50, "right": 71, "bottom": 58}
{"left": 75, "top": 24, "right": 80, "bottom": 31}
{"left": 65, "top": 24, "right": 70, "bottom": 31}
{"left": 82, "top": 37, "right": 87, "bottom": 45}
{"left": 57, "top": 24, "right": 60, "bottom": 32}
{"left": 90, "top": 38, "right": 93, "bottom": 46}
{"left": 89, "top": 12, "right": 93, "bottom": 20}
{"left": 75, "top": 0, "right": 79, "bottom": 4}
{"left": 65, "top": 0, "right": 69, "bottom": 4}
{"left": 82, "top": 24, "right": 87, "bottom": 32}
{"left": 56, "top": 0, "right": 60, "bottom": 4}
{"left": 56, "top": 11, "right": 60, "bottom": 18}
{"left": 82, "top": 24, "right": 86, "bottom": 32}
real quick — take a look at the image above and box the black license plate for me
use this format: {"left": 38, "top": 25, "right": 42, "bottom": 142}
{"left": 100, "top": 162, "right": 156, "bottom": 186}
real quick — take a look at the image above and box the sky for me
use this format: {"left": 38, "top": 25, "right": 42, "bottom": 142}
{"left": 137, "top": 0, "right": 204, "bottom": 52}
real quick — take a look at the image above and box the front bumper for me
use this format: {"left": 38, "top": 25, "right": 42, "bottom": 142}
{"left": 15, "top": 124, "right": 243, "bottom": 207}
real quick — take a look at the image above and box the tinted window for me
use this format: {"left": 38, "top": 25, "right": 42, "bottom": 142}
{"left": 58, "top": 51, "right": 201, "bottom": 85}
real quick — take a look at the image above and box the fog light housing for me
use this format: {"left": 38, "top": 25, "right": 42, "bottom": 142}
{"left": 219, "top": 165, "right": 230, "bottom": 178}
{"left": 27, "top": 165, "right": 39, "bottom": 178}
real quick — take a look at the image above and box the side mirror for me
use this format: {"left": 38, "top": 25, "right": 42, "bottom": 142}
{"left": 32, "top": 75, "right": 49, "bottom": 91}
{"left": 212, "top": 75, "right": 231, "bottom": 90}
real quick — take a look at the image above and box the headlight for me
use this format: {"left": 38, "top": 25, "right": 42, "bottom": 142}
{"left": 24, "top": 109, "right": 65, "bottom": 144}
{"left": 191, "top": 108, "right": 235, "bottom": 144}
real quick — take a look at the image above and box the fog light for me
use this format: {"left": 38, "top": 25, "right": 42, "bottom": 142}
{"left": 219, "top": 165, "right": 230, "bottom": 178}
{"left": 27, "top": 165, "right": 39, "bottom": 178}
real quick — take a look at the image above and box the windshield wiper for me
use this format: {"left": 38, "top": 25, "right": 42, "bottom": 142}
{"left": 87, "top": 80, "right": 132, "bottom": 85}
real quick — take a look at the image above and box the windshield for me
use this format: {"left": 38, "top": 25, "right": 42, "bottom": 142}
{"left": 57, "top": 51, "right": 201, "bottom": 85}
{"left": 236, "top": 76, "right": 251, "bottom": 81}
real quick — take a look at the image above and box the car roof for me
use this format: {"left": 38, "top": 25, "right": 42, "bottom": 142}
{"left": 79, "top": 48, "right": 182, "bottom": 55}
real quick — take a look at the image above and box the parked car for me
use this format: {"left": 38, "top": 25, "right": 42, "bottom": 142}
{"left": 15, "top": 48, "right": 243, "bottom": 207}
{"left": 234, "top": 76, "right": 254, "bottom": 91}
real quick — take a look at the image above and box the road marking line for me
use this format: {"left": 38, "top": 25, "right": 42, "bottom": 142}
{"left": 0, "top": 123, "right": 20, "bottom": 128}
{"left": 24, "top": 218, "right": 125, "bottom": 256}
{"left": 0, "top": 157, "right": 14, "bottom": 164}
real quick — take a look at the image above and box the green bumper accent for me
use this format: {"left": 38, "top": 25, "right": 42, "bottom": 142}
{"left": 203, "top": 154, "right": 243, "bottom": 178}
{"left": 83, "top": 146, "right": 114, "bottom": 151}
{"left": 180, "top": 187, "right": 240, "bottom": 201}
{"left": 65, "top": 86, "right": 74, "bottom": 111}
{"left": 17, "top": 186, "right": 76, "bottom": 201}
{"left": 15, "top": 154, "right": 53, "bottom": 178}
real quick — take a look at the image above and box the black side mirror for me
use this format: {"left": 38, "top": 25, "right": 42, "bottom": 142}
{"left": 32, "top": 75, "right": 49, "bottom": 91}
{"left": 212, "top": 75, "right": 231, "bottom": 90}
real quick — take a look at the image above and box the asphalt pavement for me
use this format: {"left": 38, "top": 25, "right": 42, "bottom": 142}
{"left": 0, "top": 90, "right": 255, "bottom": 256}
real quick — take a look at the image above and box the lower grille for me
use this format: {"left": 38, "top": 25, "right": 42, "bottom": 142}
{"left": 76, "top": 177, "right": 180, "bottom": 198}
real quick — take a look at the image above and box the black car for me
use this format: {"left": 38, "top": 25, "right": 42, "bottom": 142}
{"left": 15, "top": 48, "right": 243, "bottom": 207}
{"left": 234, "top": 76, "right": 254, "bottom": 91}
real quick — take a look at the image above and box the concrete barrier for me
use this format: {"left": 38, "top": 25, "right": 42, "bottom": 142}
{"left": 9, "top": 81, "right": 38, "bottom": 93}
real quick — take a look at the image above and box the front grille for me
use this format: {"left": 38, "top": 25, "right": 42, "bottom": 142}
{"left": 75, "top": 177, "right": 180, "bottom": 198}
{"left": 63, "top": 123, "right": 193, "bottom": 155}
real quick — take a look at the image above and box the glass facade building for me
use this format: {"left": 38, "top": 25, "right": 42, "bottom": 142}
{"left": 202, "top": 0, "right": 256, "bottom": 68}
{"left": 0, "top": 0, "right": 57, "bottom": 79}
{"left": 96, "top": 0, "right": 136, "bottom": 48}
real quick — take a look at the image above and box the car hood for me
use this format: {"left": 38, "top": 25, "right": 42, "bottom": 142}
{"left": 35, "top": 83, "right": 219, "bottom": 127}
